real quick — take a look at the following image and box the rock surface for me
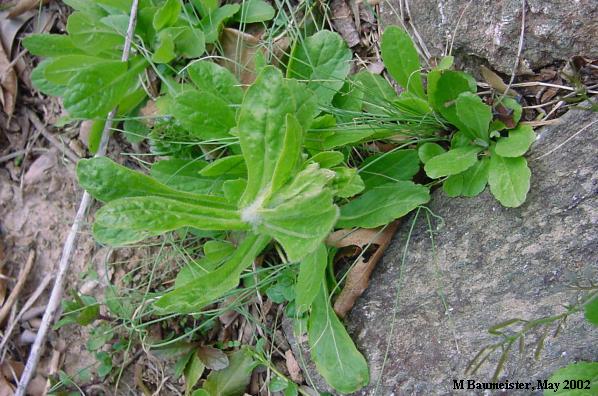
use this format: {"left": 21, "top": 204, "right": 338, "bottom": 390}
{"left": 380, "top": 0, "right": 598, "bottom": 74}
{"left": 287, "top": 105, "right": 598, "bottom": 395}
{"left": 343, "top": 106, "right": 598, "bottom": 395}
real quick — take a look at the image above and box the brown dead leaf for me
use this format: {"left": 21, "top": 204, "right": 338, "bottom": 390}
{"left": 330, "top": 0, "right": 360, "bottom": 48}
{"left": 480, "top": 66, "right": 519, "bottom": 98}
{"left": 7, "top": 0, "right": 47, "bottom": 19}
{"left": 23, "top": 148, "right": 57, "bottom": 186}
{"left": 284, "top": 350, "right": 303, "bottom": 383}
{"left": 220, "top": 28, "right": 261, "bottom": 86}
{"left": 0, "top": 375, "right": 14, "bottom": 396}
{"left": 196, "top": 345, "right": 229, "bottom": 370}
{"left": 333, "top": 221, "right": 400, "bottom": 318}
{"left": 327, "top": 227, "right": 389, "bottom": 248}
{"left": 0, "top": 41, "right": 17, "bottom": 117}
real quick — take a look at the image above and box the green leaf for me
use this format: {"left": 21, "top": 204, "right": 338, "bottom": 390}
{"left": 155, "top": 234, "right": 269, "bottom": 314}
{"left": 287, "top": 30, "right": 351, "bottom": 106}
{"left": 271, "top": 114, "right": 304, "bottom": 193}
{"left": 199, "top": 4, "right": 240, "bottom": 44}
{"left": 455, "top": 92, "right": 492, "bottom": 142}
{"left": 269, "top": 376, "right": 289, "bottom": 393}
{"left": 394, "top": 92, "right": 432, "bottom": 116}
{"left": 255, "top": 164, "right": 338, "bottom": 261}
{"left": 200, "top": 156, "right": 247, "bottom": 178}
{"left": 443, "top": 157, "right": 490, "bottom": 197}
{"left": 332, "top": 80, "right": 364, "bottom": 121}
{"left": 584, "top": 295, "right": 598, "bottom": 326}
{"left": 23, "top": 34, "right": 83, "bottom": 57}
{"left": 174, "top": 27, "right": 206, "bottom": 58}
{"left": 202, "top": 348, "right": 256, "bottom": 396}
{"left": 332, "top": 166, "right": 365, "bottom": 198}
{"left": 184, "top": 351, "right": 205, "bottom": 396}
{"left": 424, "top": 146, "right": 482, "bottom": 178}
{"left": 153, "top": 29, "right": 176, "bottom": 63}
{"left": 44, "top": 55, "right": 111, "bottom": 85}
{"left": 78, "top": 157, "right": 225, "bottom": 204}
{"left": 63, "top": 60, "right": 143, "bottom": 119}
{"left": 418, "top": 142, "right": 446, "bottom": 164}
{"left": 380, "top": 26, "right": 425, "bottom": 98}
{"left": 93, "top": 197, "right": 246, "bottom": 245}
{"left": 428, "top": 71, "right": 476, "bottom": 129}
{"left": 295, "top": 244, "right": 327, "bottom": 313}
{"left": 188, "top": 61, "right": 243, "bottom": 104}
{"left": 308, "top": 285, "right": 369, "bottom": 393}
{"left": 123, "top": 118, "right": 150, "bottom": 144}
{"left": 171, "top": 89, "right": 236, "bottom": 140}
{"left": 67, "top": 12, "right": 124, "bottom": 54}
{"left": 495, "top": 124, "right": 536, "bottom": 157}
{"left": 310, "top": 151, "right": 345, "bottom": 168}
{"left": 337, "top": 181, "right": 430, "bottom": 228}
{"left": 436, "top": 55, "right": 454, "bottom": 70}
{"left": 545, "top": 362, "right": 598, "bottom": 395}
{"left": 234, "top": 0, "right": 275, "bottom": 23}
{"left": 151, "top": 159, "right": 226, "bottom": 194}
{"left": 237, "top": 66, "right": 295, "bottom": 206}
{"left": 488, "top": 153, "right": 531, "bottom": 207}
{"left": 360, "top": 149, "right": 420, "bottom": 189}
{"left": 86, "top": 323, "right": 113, "bottom": 351}
{"left": 353, "top": 71, "right": 396, "bottom": 114}
{"left": 30, "top": 61, "right": 66, "bottom": 96}
{"left": 154, "top": 0, "right": 181, "bottom": 30}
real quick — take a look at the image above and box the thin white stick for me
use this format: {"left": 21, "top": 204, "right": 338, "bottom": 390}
{"left": 15, "top": 1, "right": 140, "bottom": 394}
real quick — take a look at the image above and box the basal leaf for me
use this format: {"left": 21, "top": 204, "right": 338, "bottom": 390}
{"left": 287, "top": 30, "right": 351, "bottom": 106}
{"left": 199, "top": 4, "right": 240, "bottom": 44}
{"left": 418, "top": 142, "right": 446, "bottom": 164}
{"left": 155, "top": 234, "right": 269, "bottom": 313}
{"left": 353, "top": 71, "right": 396, "bottom": 114}
{"left": 332, "top": 166, "right": 365, "bottom": 198}
{"left": 424, "top": 145, "right": 482, "bottom": 179}
{"left": 337, "top": 181, "right": 430, "bottom": 228}
{"left": 174, "top": 27, "right": 206, "bottom": 58}
{"left": 23, "top": 34, "right": 84, "bottom": 57}
{"left": 67, "top": 12, "right": 124, "bottom": 54}
{"left": 202, "top": 348, "right": 256, "bottom": 396}
{"left": 310, "top": 151, "right": 345, "bottom": 168}
{"left": 255, "top": 165, "right": 338, "bottom": 261}
{"left": 171, "top": 89, "right": 236, "bottom": 140}
{"left": 545, "top": 362, "right": 598, "bottom": 396}
{"left": 271, "top": 114, "right": 303, "bottom": 193}
{"left": 30, "top": 61, "right": 66, "bottom": 96}
{"left": 394, "top": 92, "right": 432, "bottom": 116}
{"left": 151, "top": 159, "right": 227, "bottom": 195}
{"left": 184, "top": 351, "right": 205, "bottom": 395}
{"left": 188, "top": 61, "right": 243, "bottom": 104}
{"left": 455, "top": 92, "right": 492, "bottom": 142}
{"left": 443, "top": 157, "right": 490, "bottom": 197}
{"left": 295, "top": 244, "right": 328, "bottom": 314}
{"left": 78, "top": 157, "right": 231, "bottom": 206}
{"left": 495, "top": 124, "right": 536, "bottom": 157}
{"left": 584, "top": 296, "right": 598, "bottom": 326}
{"left": 153, "top": 29, "right": 177, "bottom": 63}
{"left": 44, "top": 55, "right": 112, "bottom": 85}
{"left": 200, "top": 155, "right": 247, "bottom": 177}
{"left": 175, "top": 241, "right": 235, "bottom": 288}
{"left": 360, "top": 149, "right": 420, "bottom": 189}
{"left": 428, "top": 71, "right": 476, "bottom": 129}
{"left": 380, "top": 26, "right": 425, "bottom": 98}
{"left": 308, "top": 285, "right": 369, "bottom": 393}
{"left": 237, "top": 66, "right": 295, "bottom": 206}
{"left": 93, "top": 197, "right": 246, "bottom": 245}
{"left": 153, "top": 0, "right": 181, "bottom": 30}
{"left": 332, "top": 80, "right": 364, "bottom": 122}
{"left": 234, "top": 0, "right": 275, "bottom": 23}
{"left": 488, "top": 153, "right": 530, "bottom": 207}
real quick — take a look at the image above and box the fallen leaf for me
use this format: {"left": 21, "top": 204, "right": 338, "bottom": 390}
{"left": 0, "top": 40, "right": 17, "bottom": 116}
{"left": 23, "top": 148, "right": 57, "bottom": 186}
{"left": 220, "top": 28, "right": 261, "bottom": 86}
{"left": 284, "top": 349, "right": 303, "bottom": 383}
{"left": 333, "top": 221, "right": 400, "bottom": 318}
{"left": 480, "top": 66, "right": 519, "bottom": 98}
{"left": 330, "top": 0, "right": 360, "bottom": 48}
{"left": 7, "top": 0, "right": 48, "bottom": 19}
{"left": 197, "top": 345, "right": 229, "bottom": 370}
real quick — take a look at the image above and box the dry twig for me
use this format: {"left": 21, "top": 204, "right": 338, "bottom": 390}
{"left": 0, "top": 250, "right": 35, "bottom": 325}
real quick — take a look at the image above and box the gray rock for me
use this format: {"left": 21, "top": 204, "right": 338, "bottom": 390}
{"left": 287, "top": 105, "right": 598, "bottom": 395}
{"left": 380, "top": 0, "right": 598, "bottom": 74}
{"left": 343, "top": 106, "right": 598, "bottom": 395}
